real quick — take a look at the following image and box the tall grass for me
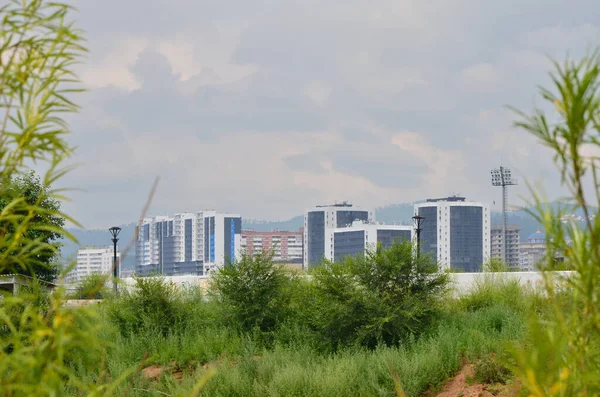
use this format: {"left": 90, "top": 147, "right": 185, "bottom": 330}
{"left": 72, "top": 274, "right": 552, "bottom": 397}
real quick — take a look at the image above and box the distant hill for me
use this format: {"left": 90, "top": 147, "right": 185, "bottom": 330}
{"left": 243, "top": 216, "right": 304, "bottom": 232}
{"left": 60, "top": 202, "right": 595, "bottom": 270}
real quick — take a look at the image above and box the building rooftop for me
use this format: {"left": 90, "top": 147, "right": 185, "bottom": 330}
{"left": 316, "top": 201, "right": 354, "bottom": 208}
{"left": 426, "top": 196, "right": 466, "bottom": 203}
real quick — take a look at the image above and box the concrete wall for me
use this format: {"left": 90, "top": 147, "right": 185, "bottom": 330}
{"left": 62, "top": 271, "right": 574, "bottom": 299}
{"left": 449, "top": 271, "right": 573, "bottom": 295}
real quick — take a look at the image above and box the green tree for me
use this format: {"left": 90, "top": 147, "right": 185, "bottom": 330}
{"left": 312, "top": 241, "right": 449, "bottom": 350}
{"left": 510, "top": 51, "right": 600, "bottom": 396}
{"left": 210, "top": 251, "right": 296, "bottom": 336}
{"left": 0, "top": 171, "right": 65, "bottom": 281}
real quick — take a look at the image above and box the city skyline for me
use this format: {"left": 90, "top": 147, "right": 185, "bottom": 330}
{"left": 54, "top": 0, "right": 599, "bottom": 230}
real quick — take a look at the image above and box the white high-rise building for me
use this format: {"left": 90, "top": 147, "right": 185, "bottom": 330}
{"left": 303, "top": 202, "right": 374, "bottom": 269}
{"left": 66, "top": 246, "right": 120, "bottom": 284}
{"left": 331, "top": 221, "right": 413, "bottom": 263}
{"left": 136, "top": 211, "right": 241, "bottom": 276}
{"left": 414, "top": 196, "right": 490, "bottom": 272}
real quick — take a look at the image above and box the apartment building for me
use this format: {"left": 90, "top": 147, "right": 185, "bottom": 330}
{"left": 331, "top": 221, "right": 412, "bottom": 263}
{"left": 136, "top": 211, "right": 242, "bottom": 276}
{"left": 490, "top": 225, "right": 521, "bottom": 269}
{"left": 303, "top": 202, "right": 374, "bottom": 269}
{"left": 241, "top": 229, "right": 303, "bottom": 263}
{"left": 414, "top": 196, "right": 490, "bottom": 272}
{"left": 66, "top": 246, "right": 120, "bottom": 284}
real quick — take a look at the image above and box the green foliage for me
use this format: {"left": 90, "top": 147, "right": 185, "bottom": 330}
{"left": 210, "top": 251, "right": 296, "bottom": 336}
{"left": 511, "top": 51, "right": 600, "bottom": 395}
{"left": 0, "top": 1, "right": 140, "bottom": 394}
{"left": 105, "top": 277, "right": 197, "bottom": 337}
{"left": 0, "top": 288, "right": 119, "bottom": 395}
{"left": 482, "top": 257, "right": 511, "bottom": 273}
{"left": 311, "top": 241, "right": 449, "bottom": 350}
{"left": 71, "top": 273, "right": 110, "bottom": 299}
{"left": 0, "top": 172, "right": 65, "bottom": 281}
{"left": 457, "top": 274, "right": 543, "bottom": 313}
{"left": 474, "top": 354, "right": 513, "bottom": 384}
{"left": 97, "top": 282, "right": 532, "bottom": 397}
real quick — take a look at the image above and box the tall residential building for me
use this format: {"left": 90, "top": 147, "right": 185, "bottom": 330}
{"left": 332, "top": 221, "right": 413, "bottom": 263}
{"left": 136, "top": 211, "right": 242, "bottom": 276}
{"left": 414, "top": 196, "right": 490, "bottom": 272}
{"left": 241, "top": 229, "right": 303, "bottom": 264}
{"left": 66, "top": 246, "right": 120, "bottom": 284}
{"left": 490, "top": 225, "right": 521, "bottom": 269}
{"left": 303, "top": 202, "right": 374, "bottom": 269}
{"left": 520, "top": 230, "right": 547, "bottom": 271}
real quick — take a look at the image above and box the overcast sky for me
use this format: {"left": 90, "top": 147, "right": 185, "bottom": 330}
{"left": 62, "top": 0, "right": 600, "bottom": 229}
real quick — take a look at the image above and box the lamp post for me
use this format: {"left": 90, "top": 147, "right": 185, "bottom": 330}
{"left": 412, "top": 215, "right": 425, "bottom": 259}
{"left": 109, "top": 226, "right": 121, "bottom": 294}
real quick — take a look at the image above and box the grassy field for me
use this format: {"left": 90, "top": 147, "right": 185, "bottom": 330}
{"left": 67, "top": 273, "right": 552, "bottom": 397}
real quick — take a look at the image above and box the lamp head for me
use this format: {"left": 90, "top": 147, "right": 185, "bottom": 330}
{"left": 109, "top": 226, "right": 121, "bottom": 239}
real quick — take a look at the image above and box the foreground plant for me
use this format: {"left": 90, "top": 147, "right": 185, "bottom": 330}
{"left": 0, "top": 1, "right": 188, "bottom": 395}
{"left": 511, "top": 51, "right": 600, "bottom": 395}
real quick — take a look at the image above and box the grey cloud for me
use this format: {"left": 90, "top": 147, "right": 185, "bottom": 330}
{"left": 284, "top": 143, "right": 428, "bottom": 189}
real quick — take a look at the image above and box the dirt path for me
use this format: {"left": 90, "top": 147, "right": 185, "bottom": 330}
{"left": 434, "top": 364, "right": 518, "bottom": 397}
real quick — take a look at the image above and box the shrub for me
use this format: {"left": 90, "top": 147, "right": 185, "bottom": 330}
{"left": 71, "top": 273, "right": 111, "bottom": 299}
{"left": 312, "top": 241, "right": 449, "bottom": 350}
{"left": 210, "top": 251, "right": 298, "bottom": 341}
{"left": 474, "top": 354, "right": 512, "bottom": 384}
{"left": 105, "top": 277, "right": 188, "bottom": 337}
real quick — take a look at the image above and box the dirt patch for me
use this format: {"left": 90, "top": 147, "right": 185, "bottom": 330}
{"left": 435, "top": 364, "right": 519, "bottom": 397}
{"left": 141, "top": 362, "right": 185, "bottom": 382}
{"left": 141, "top": 365, "right": 163, "bottom": 380}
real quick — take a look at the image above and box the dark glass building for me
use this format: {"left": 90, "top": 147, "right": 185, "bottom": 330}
{"left": 303, "top": 203, "right": 373, "bottom": 269}
{"left": 415, "top": 197, "right": 490, "bottom": 272}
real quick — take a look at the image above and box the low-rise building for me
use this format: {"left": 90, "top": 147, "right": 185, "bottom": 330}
{"left": 241, "top": 229, "right": 303, "bottom": 264}
{"left": 331, "top": 221, "right": 413, "bottom": 263}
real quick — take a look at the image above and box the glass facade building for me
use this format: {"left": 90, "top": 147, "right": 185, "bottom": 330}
{"left": 303, "top": 204, "right": 373, "bottom": 269}
{"left": 415, "top": 197, "right": 490, "bottom": 272}
{"left": 136, "top": 211, "right": 241, "bottom": 276}
{"left": 332, "top": 224, "right": 413, "bottom": 263}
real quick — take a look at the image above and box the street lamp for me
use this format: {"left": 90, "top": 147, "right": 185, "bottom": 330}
{"left": 109, "top": 226, "right": 121, "bottom": 294}
{"left": 412, "top": 215, "right": 425, "bottom": 259}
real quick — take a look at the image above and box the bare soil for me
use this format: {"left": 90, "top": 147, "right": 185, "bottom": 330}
{"left": 434, "top": 364, "right": 519, "bottom": 397}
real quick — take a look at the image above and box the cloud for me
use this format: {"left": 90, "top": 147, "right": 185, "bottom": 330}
{"left": 56, "top": 0, "right": 600, "bottom": 228}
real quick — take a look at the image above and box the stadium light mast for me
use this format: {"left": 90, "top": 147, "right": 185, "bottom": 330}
{"left": 491, "top": 166, "right": 517, "bottom": 264}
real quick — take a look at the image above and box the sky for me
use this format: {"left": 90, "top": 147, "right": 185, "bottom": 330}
{"left": 61, "top": 0, "right": 600, "bottom": 229}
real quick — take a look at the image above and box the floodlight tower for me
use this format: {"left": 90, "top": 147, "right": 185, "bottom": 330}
{"left": 491, "top": 166, "right": 517, "bottom": 264}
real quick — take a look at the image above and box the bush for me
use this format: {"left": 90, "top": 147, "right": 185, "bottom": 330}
{"left": 105, "top": 277, "right": 189, "bottom": 337}
{"left": 474, "top": 354, "right": 512, "bottom": 384}
{"left": 311, "top": 241, "right": 449, "bottom": 350}
{"left": 210, "top": 252, "right": 297, "bottom": 337}
{"left": 71, "top": 274, "right": 110, "bottom": 299}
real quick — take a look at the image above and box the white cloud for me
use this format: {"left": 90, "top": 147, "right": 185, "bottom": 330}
{"left": 57, "top": 0, "right": 600, "bottom": 227}
{"left": 80, "top": 38, "right": 147, "bottom": 90}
